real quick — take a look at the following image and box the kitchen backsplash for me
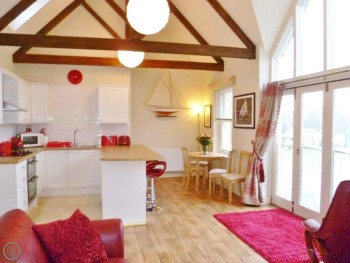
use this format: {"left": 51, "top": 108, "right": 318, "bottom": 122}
{"left": 0, "top": 125, "right": 16, "bottom": 141}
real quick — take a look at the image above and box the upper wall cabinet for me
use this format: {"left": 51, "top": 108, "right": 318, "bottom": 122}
{"left": 3, "top": 80, "right": 49, "bottom": 124}
{"left": 29, "top": 83, "right": 49, "bottom": 123}
{"left": 98, "top": 86, "right": 129, "bottom": 123}
{"left": 2, "top": 74, "right": 30, "bottom": 124}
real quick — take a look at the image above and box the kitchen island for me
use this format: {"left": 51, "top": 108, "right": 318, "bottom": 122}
{"left": 100, "top": 145, "right": 162, "bottom": 225}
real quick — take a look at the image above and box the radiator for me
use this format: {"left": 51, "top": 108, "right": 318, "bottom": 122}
{"left": 151, "top": 148, "right": 183, "bottom": 172}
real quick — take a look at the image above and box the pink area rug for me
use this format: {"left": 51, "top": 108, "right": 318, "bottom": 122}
{"left": 214, "top": 208, "right": 309, "bottom": 263}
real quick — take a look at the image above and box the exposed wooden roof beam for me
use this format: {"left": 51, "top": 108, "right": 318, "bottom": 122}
{"left": 207, "top": 0, "right": 256, "bottom": 58}
{"left": 2, "top": 33, "right": 254, "bottom": 59}
{"left": 13, "top": 53, "right": 224, "bottom": 71}
{"left": 168, "top": 2, "right": 223, "bottom": 64}
{"left": 82, "top": 1, "right": 121, "bottom": 39}
{"left": 14, "top": 0, "right": 84, "bottom": 55}
{"left": 0, "top": 0, "right": 36, "bottom": 31}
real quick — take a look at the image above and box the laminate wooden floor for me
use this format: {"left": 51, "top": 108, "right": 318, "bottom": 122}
{"left": 29, "top": 177, "right": 272, "bottom": 263}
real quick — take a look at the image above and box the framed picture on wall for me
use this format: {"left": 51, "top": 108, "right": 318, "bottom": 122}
{"left": 234, "top": 93, "right": 255, "bottom": 129}
{"left": 204, "top": 105, "right": 211, "bottom": 127}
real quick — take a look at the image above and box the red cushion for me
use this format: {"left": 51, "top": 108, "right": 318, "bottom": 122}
{"left": 33, "top": 209, "right": 108, "bottom": 263}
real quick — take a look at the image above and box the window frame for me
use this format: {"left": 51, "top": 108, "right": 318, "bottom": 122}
{"left": 214, "top": 86, "right": 233, "bottom": 155}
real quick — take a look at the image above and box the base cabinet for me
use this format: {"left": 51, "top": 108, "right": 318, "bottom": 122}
{"left": 43, "top": 150, "right": 101, "bottom": 196}
{"left": 68, "top": 150, "right": 101, "bottom": 187}
{"left": 0, "top": 161, "right": 28, "bottom": 216}
{"left": 45, "top": 151, "right": 68, "bottom": 188}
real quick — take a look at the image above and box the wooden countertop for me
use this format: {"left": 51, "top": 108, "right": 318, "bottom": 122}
{"left": 101, "top": 145, "right": 162, "bottom": 161}
{"left": 0, "top": 145, "right": 99, "bottom": 164}
{"left": 0, "top": 145, "right": 162, "bottom": 164}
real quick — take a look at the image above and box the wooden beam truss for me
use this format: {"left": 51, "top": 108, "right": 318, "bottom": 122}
{"left": 0, "top": 0, "right": 256, "bottom": 71}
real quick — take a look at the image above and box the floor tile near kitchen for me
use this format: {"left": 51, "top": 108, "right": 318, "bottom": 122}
{"left": 29, "top": 195, "right": 102, "bottom": 224}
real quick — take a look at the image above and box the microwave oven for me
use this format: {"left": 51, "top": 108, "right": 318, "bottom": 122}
{"left": 20, "top": 133, "right": 45, "bottom": 147}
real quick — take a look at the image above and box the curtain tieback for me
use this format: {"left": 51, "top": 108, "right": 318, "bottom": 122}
{"left": 251, "top": 140, "right": 265, "bottom": 183}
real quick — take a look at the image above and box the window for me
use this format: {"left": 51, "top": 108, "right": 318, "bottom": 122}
{"left": 297, "top": 0, "right": 324, "bottom": 76}
{"left": 328, "top": 0, "right": 350, "bottom": 69}
{"left": 215, "top": 87, "right": 233, "bottom": 154}
{"left": 10, "top": 0, "right": 50, "bottom": 31}
{"left": 272, "top": 0, "right": 350, "bottom": 80}
{"left": 274, "top": 27, "right": 294, "bottom": 80}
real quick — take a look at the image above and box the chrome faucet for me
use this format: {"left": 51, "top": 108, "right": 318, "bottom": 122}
{"left": 73, "top": 129, "right": 81, "bottom": 147}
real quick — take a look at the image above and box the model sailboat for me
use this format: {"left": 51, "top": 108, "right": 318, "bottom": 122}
{"left": 146, "top": 72, "right": 186, "bottom": 117}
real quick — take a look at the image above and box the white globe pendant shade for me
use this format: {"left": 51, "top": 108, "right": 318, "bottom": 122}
{"left": 127, "top": 0, "right": 170, "bottom": 35}
{"left": 117, "top": 50, "right": 145, "bottom": 68}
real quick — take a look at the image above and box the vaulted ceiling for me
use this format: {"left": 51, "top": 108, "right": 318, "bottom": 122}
{"left": 0, "top": 0, "right": 292, "bottom": 71}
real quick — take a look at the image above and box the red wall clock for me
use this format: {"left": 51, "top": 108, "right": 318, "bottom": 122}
{"left": 67, "top": 70, "right": 83, "bottom": 84}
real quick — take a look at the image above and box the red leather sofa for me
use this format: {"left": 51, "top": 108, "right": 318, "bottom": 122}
{"left": 0, "top": 209, "right": 128, "bottom": 263}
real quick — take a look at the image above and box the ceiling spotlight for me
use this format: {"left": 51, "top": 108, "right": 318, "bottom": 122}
{"left": 127, "top": 0, "right": 170, "bottom": 35}
{"left": 117, "top": 50, "right": 145, "bottom": 68}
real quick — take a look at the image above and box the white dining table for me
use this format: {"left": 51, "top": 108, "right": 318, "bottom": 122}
{"left": 188, "top": 151, "right": 227, "bottom": 191}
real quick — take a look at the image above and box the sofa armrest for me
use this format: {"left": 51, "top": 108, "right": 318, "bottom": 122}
{"left": 91, "top": 218, "right": 124, "bottom": 258}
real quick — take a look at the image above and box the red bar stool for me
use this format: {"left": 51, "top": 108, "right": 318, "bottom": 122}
{"left": 146, "top": 160, "right": 167, "bottom": 212}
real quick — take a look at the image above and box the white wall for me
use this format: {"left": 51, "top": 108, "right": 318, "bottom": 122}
{"left": 130, "top": 69, "right": 213, "bottom": 151}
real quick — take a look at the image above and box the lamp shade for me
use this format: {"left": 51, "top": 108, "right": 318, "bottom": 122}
{"left": 127, "top": 0, "right": 170, "bottom": 35}
{"left": 117, "top": 50, "right": 145, "bottom": 68}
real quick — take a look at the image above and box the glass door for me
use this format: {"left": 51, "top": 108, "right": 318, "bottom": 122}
{"left": 293, "top": 85, "right": 324, "bottom": 221}
{"left": 330, "top": 81, "right": 350, "bottom": 194}
{"left": 273, "top": 80, "right": 350, "bottom": 221}
{"left": 272, "top": 91, "right": 295, "bottom": 211}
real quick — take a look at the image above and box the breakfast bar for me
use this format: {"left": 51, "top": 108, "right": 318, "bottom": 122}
{"left": 100, "top": 145, "right": 162, "bottom": 225}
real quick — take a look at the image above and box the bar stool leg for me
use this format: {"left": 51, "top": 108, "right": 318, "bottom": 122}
{"left": 146, "top": 177, "right": 164, "bottom": 213}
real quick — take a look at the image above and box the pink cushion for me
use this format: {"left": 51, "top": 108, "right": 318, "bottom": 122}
{"left": 33, "top": 209, "right": 108, "bottom": 263}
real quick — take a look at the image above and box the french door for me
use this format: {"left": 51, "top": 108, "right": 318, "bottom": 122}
{"left": 272, "top": 79, "right": 350, "bottom": 221}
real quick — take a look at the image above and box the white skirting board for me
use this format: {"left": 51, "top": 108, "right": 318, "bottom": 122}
{"left": 151, "top": 148, "right": 183, "bottom": 173}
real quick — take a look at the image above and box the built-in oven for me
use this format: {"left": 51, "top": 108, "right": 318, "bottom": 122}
{"left": 27, "top": 156, "right": 37, "bottom": 205}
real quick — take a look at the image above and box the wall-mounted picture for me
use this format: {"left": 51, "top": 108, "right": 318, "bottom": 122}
{"left": 234, "top": 93, "right": 255, "bottom": 129}
{"left": 204, "top": 105, "right": 211, "bottom": 127}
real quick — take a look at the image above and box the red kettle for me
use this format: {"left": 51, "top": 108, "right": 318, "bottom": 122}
{"left": 11, "top": 134, "right": 23, "bottom": 149}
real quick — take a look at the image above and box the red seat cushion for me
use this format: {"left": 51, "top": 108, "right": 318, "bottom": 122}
{"left": 146, "top": 160, "right": 167, "bottom": 178}
{"left": 32, "top": 209, "right": 108, "bottom": 263}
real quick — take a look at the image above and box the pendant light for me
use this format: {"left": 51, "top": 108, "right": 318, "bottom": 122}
{"left": 127, "top": 0, "right": 170, "bottom": 35}
{"left": 117, "top": 50, "right": 145, "bottom": 68}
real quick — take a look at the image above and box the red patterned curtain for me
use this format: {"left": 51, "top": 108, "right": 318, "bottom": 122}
{"left": 241, "top": 81, "right": 284, "bottom": 205}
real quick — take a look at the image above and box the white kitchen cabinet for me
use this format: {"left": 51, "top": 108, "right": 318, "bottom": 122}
{"left": 2, "top": 71, "right": 49, "bottom": 124}
{"left": 43, "top": 150, "right": 101, "bottom": 195}
{"left": 0, "top": 160, "right": 28, "bottom": 216}
{"left": 68, "top": 150, "right": 100, "bottom": 187}
{"left": 3, "top": 78, "right": 30, "bottom": 123}
{"left": 98, "top": 86, "right": 129, "bottom": 123}
{"left": 36, "top": 151, "right": 46, "bottom": 196}
{"left": 45, "top": 151, "right": 69, "bottom": 189}
{"left": 29, "top": 83, "right": 49, "bottom": 123}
